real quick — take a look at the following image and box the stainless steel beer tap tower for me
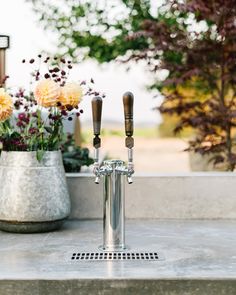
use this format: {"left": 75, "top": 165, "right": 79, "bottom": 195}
{"left": 92, "top": 92, "right": 134, "bottom": 251}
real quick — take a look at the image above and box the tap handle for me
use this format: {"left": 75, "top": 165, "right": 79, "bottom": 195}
{"left": 123, "top": 92, "right": 134, "bottom": 137}
{"left": 92, "top": 96, "right": 103, "bottom": 136}
{"left": 92, "top": 96, "right": 103, "bottom": 148}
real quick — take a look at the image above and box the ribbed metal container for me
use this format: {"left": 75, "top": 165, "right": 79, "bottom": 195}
{"left": 0, "top": 151, "right": 71, "bottom": 233}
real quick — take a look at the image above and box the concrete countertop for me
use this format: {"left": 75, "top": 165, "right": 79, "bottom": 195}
{"left": 0, "top": 219, "right": 236, "bottom": 295}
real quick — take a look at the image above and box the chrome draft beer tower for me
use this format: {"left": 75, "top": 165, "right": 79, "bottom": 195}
{"left": 92, "top": 92, "right": 134, "bottom": 251}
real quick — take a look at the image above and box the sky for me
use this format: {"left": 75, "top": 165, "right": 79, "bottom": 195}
{"left": 0, "top": 0, "right": 162, "bottom": 126}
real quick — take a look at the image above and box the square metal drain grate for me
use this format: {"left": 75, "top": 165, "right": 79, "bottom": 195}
{"left": 71, "top": 252, "right": 159, "bottom": 261}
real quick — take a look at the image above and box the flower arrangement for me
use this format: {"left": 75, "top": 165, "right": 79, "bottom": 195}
{"left": 0, "top": 56, "right": 100, "bottom": 160}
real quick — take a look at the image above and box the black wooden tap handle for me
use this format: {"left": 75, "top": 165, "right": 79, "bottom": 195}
{"left": 123, "top": 92, "right": 134, "bottom": 137}
{"left": 92, "top": 96, "right": 103, "bottom": 136}
{"left": 92, "top": 96, "right": 102, "bottom": 148}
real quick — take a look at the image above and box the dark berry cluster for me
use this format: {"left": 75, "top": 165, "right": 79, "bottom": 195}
{"left": 22, "top": 55, "right": 73, "bottom": 87}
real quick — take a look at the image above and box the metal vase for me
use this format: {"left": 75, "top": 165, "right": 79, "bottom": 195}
{"left": 0, "top": 151, "right": 71, "bottom": 233}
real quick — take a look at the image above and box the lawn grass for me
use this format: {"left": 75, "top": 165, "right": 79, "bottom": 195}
{"left": 81, "top": 127, "right": 160, "bottom": 144}
{"left": 81, "top": 125, "right": 193, "bottom": 143}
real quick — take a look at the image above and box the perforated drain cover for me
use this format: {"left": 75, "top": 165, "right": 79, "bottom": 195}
{"left": 71, "top": 252, "right": 159, "bottom": 261}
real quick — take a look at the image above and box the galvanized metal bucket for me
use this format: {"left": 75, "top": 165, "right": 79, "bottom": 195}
{"left": 0, "top": 151, "right": 71, "bottom": 233}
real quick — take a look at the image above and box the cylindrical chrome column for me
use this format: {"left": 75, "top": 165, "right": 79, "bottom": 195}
{"left": 101, "top": 160, "right": 126, "bottom": 251}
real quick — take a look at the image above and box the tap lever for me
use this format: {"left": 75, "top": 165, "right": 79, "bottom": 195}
{"left": 92, "top": 96, "right": 103, "bottom": 183}
{"left": 123, "top": 92, "right": 134, "bottom": 184}
{"left": 123, "top": 92, "right": 134, "bottom": 148}
{"left": 92, "top": 96, "right": 103, "bottom": 137}
{"left": 123, "top": 92, "right": 134, "bottom": 137}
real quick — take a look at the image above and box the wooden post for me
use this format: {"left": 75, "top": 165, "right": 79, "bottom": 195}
{"left": 0, "top": 35, "right": 10, "bottom": 87}
{"left": 74, "top": 117, "right": 82, "bottom": 147}
{"left": 0, "top": 49, "right": 6, "bottom": 87}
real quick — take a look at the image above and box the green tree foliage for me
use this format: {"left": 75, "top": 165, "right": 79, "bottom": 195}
{"left": 28, "top": 0, "right": 154, "bottom": 62}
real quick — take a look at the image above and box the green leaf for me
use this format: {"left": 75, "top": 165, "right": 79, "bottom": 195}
{"left": 45, "top": 126, "right": 53, "bottom": 134}
{"left": 36, "top": 150, "right": 45, "bottom": 162}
